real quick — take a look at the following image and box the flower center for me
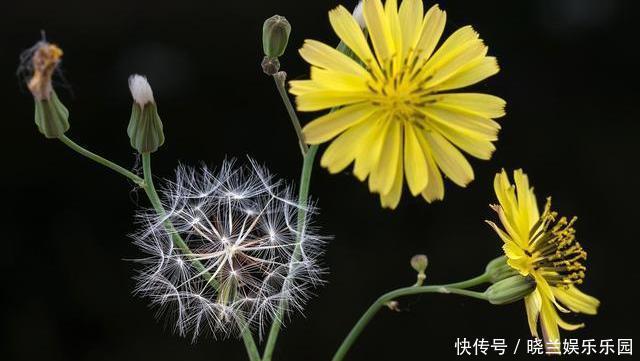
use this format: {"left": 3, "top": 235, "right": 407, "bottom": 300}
{"left": 527, "top": 200, "right": 587, "bottom": 288}
{"left": 366, "top": 53, "right": 434, "bottom": 126}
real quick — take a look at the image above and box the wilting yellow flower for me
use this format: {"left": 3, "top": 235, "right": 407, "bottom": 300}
{"left": 487, "top": 169, "right": 600, "bottom": 353}
{"left": 290, "top": 0, "right": 505, "bottom": 208}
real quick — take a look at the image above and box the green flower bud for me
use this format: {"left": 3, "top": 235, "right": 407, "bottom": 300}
{"left": 485, "top": 255, "right": 519, "bottom": 283}
{"left": 34, "top": 90, "right": 70, "bottom": 138}
{"left": 127, "top": 75, "right": 164, "bottom": 153}
{"left": 486, "top": 275, "right": 536, "bottom": 305}
{"left": 410, "top": 254, "right": 428, "bottom": 274}
{"left": 262, "top": 15, "right": 291, "bottom": 58}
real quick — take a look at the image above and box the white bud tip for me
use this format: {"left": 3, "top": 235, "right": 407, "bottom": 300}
{"left": 353, "top": 1, "right": 365, "bottom": 29}
{"left": 128, "top": 74, "right": 154, "bottom": 105}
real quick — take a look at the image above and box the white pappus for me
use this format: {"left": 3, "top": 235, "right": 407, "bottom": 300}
{"left": 132, "top": 159, "right": 325, "bottom": 340}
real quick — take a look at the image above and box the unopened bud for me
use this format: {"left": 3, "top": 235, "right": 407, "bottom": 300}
{"left": 486, "top": 275, "right": 536, "bottom": 305}
{"left": 127, "top": 75, "right": 164, "bottom": 153}
{"left": 353, "top": 1, "right": 365, "bottom": 29}
{"left": 26, "top": 41, "right": 69, "bottom": 138}
{"left": 410, "top": 254, "right": 428, "bottom": 274}
{"left": 262, "top": 15, "right": 291, "bottom": 58}
{"left": 485, "top": 255, "right": 519, "bottom": 283}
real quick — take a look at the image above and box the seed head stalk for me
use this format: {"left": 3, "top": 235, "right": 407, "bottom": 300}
{"left": 53, "top": 136, "right": 261, "bottom": 361}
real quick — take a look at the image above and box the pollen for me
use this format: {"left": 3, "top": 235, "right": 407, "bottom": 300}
{"left": 528, "top": 200, "right": 587, "bottom": 288}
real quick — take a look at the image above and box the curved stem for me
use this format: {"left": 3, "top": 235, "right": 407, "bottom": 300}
{"left": 331, "top": 276, "right": 490, "bottom": 361}
{"left": 58, "top": 135, "right": 144, "bottom": 186}
{"left": 262, "top": 144, "right": 319, "bottom": 361}
{"left": 273, "top": 73, "right": 308, "bottom": 156}
{"left": 141, "top": 153, "right": 260, "bottom": 361}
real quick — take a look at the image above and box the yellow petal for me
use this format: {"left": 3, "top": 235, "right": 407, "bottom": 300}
{"left": 423, "top": 130, "right": 474, "bottom": 187}
{"left": 514, "top": 169, "right": 533, "bottom": 238}
{"left": 302, "top": 104, "right": 376, "bottom": 144}
{"left": 294, "top": 89, "right": 369, "bottom": 112}
{"left": 354, "top": 117, "right": 388, "bottom": 181}
{"left": 553, "top": 286, "right": 600, "bottom": 315}
{"left": 329, "top": 5, "right": 377, "bottom": 65}
{"left": 539, "top": 296, "right": 561, "bottom": 347}
{"left": 398, "top": 0, "right": 424, "bottom": 57}
{"left": 435, "top": 56, "right": 500, "bottom": 91}
{"left": 423, "top": 25, "right": 479, "bottom": 72}
{"left": 404, "top": 124, "right": 429, "bottom": 196}
{"left": 310, "top": 67, "right": 369, "bottom": 92}
{"left": 370, "top": 118, "right": 402, "bottom": 195}
{"left": 423, "top": 40, "right": 488, "bottom": 89}
{"left": 427, "top": 121, "right": 496, "bottom": 160}
{"left": 384, "top": 0, "right": 403, "bottom": 61}
{"left": 524, "top": 291, "right": 542, "bottom": 338}
{"left": 424, "top": 93, "right": 506, "bottom": 118}
{"left": 321, "top": 117, "right": 377, "bottom": 173}
{"left": 413, "top": 4, "right": 446, "bottom": 63}
{"left": 416, "top": 133, "right": 444, "bottom": 202}
{"left": 421, "top": 106, "right": 501, "bottom": 138}
{"left": 299, "top": 39, "right": 370, "bottom": 77}
{"left": 363, "top": 0, "right": 395, "bottom": 63}
{"left": 380, "top": 138, "right": 404, "bottom": 209}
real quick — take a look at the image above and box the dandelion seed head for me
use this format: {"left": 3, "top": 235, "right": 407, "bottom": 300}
{"left": 132, "top": 158, "right": 325, "bottom": 340}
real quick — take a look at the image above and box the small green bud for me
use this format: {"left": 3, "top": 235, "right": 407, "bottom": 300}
{"left": 410, "top": 254, "right": 428, "bottom": 274}
{"left": 127, "top": 75, "right": 164, "bottom": 153}
{"left": 485, "top": 255, "right": 519, "bottom": 283}
{"left": 262, "top": 15, "right": 291, "bottom": 58}
{"left": 486, "top": 275, "right": 536, "bottom": 305}
{"left": 34, "top": 90, "right": 70, "bottom": 138}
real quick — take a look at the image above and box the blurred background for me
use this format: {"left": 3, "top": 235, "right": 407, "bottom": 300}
{"left": 1, "top": 0, "right": 638, "bottom": 360}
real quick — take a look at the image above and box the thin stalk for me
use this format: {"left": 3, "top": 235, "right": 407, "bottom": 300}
{"left": 141, "top": 152, "right": 260, "bottom": 361}
{"left": 262, "top": 144, "right": 319, "bottom": 361}
{"left": 331, "top": 275, "right": 491, "bottom": 361}
{"left": 273, "top": 74, "right": 308, "bottom": 156}
{"left": 58, "top": 135, "right": 144, "bottom": 186}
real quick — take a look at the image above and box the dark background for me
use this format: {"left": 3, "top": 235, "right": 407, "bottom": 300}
{"left": 1, "top": 0, "right": 638, "bottom": 360}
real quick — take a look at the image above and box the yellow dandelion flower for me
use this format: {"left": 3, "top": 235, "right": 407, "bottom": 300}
{"left": 486, "top": 169, "right": 600, "bottom": 353}
{"left": 290, "top": 0, "right": 505, "bottom": 208}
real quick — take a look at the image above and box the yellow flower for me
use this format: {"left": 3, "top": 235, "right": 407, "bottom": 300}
{"left": 487, "top": 169, "right": 600, "bottom": 353}
{"left": 290, "top": 0, "right": 505, "bottom": 209}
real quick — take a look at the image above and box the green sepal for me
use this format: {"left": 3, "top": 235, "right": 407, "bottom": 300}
{"left": 486, "top": 275, "right": 536, "bottom": 305}
{"left": 485, "top": 255, "right": 520, "bottom": 283}
{"left": 127, "top": 102, "right": 165, "bottom": 153}
{"left": 34, "top": 90, "right": 70, "bottom": 139}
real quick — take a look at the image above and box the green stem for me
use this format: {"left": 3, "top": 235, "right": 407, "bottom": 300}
{"left": 331, "top": 274, "right": 491, "bottom": 361}
{"left": 273, "top": 74, "right": 308, "bottom": 156}
{"left": 141, "top": 153, "right": 260, "bottom": 361}
{"left": 58, "top": 135, "right": 145, "bottom": 186}
{"left": 262, "top": 144, "right": 319, "bottom": 361}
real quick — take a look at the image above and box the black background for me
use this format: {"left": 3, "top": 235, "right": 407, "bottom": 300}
{"left": 1, "top": 0, "right": 638, "bottom": 360}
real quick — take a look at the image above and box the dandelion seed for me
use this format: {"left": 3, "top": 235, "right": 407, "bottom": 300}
{"left": 132, "top": 159, "right": 325, "bottom": 340}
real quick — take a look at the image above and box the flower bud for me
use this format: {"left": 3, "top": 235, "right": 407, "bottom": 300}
{"left": 485, "top": 255, "right": 519, "bottom": 283}
{"left": 410, "top": 254, "right": 428, "bottom": 274}
{"left": 486, "top": 275, "right": 536, "bottom": 305}
{"left": 262, "top": 15, "right": 291, "bottom": 58}
{"left": 127, "top": 75, "right": 165, "bottom": 153}
{"left": 353, "top": 1, "right": 365, "bottom": 29}
{"left": 26, "top": 41, "right": 70, "bottom": 138}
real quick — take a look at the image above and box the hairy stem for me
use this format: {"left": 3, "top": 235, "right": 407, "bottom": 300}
{"left": 331, "top": 274, "right": 491, "bottom": 361}
{"left": 262, "top": 144, "right": 319, "bottom": 361}
{"left": 273, "top": 73, "right": 308, "bottom": 156}
{"left": 58, "top": 135, "right": 145, "bottom": 186}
